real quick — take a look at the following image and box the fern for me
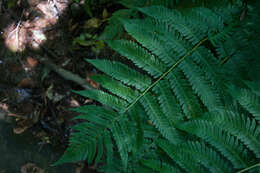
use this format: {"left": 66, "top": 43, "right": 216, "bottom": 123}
{"left": 158, "top": 139, "right": 233, "bottom": 173}
{"left": 228, "top": 85, "right": 260, "bottom": 122}
{"left": 56, "top": 1, "right": 260, "bottom": 173}
{"left": 179, "top": 116, "right": 255, "bottom": 169}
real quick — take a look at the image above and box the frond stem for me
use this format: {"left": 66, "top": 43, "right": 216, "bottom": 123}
{"left": 237, "top": 163, "right": 260, "bottom": 173}
{"left": 121, "top": 37, "right": 209, "bottom": 114}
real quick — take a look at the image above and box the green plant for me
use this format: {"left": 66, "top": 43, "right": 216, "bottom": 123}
{"left": 55, "top": 1, "right": 260, "bottom": 172}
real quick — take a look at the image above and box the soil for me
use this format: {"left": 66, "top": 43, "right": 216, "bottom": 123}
{"left": 0, "top": 0, "right": 115, "bottom": 172}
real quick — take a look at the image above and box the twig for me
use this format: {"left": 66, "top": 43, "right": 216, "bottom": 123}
{"left": 7, "top": 10, "right": 24, "bottom": 49}
{"left": 36, "top": 55, "right": 93, "bottom": 90}
{"left": 32, "top": 40, "right": 93, "bottom": 90}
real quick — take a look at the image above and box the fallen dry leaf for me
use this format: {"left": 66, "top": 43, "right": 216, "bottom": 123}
{"left": 13, "top": 118, "right": 33, "bottom": 134}
{"left": 21, "top": 163, "right": 44, "bottom": 173}
{"left": 70, "top": 98, "right": 80, "bottom": 107}
{"left": 13, "top": 126, "right": 30, "bottom": 134}
{"left": 0, "top": 103, "right": 9, "bottom": 112}
{"left": 84, "top": 99, "right": 93, "bottom": 104}
{"left": 26, "top": 57, "right": 38, "bottom": 68}
{"left": 75, "top": 163, "right": 84, "bottom": 173}
{"left": 18, "top": 78, "right": 35, "bottom": 88}
{"left": 86, "top": 73, "right": 100, "bottom": 89}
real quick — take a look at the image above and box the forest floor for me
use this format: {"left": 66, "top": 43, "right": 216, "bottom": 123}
{"left": 0, "top": 0, "right": 117, "bottom": 172}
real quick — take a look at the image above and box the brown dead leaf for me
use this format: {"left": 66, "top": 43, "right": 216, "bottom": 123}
{"left": 21, "top": 163, "right": 44, "bottom": 173}
{"left": 75, "top": 163, "right": 84, "bottom": 173}
{"left": 26, "top": 57, "right": 38, "bottom": 68}
{"left": 18, "top": 78, "right": 35, "bottom": 88}
{"left": 75, "top": 167, "right": 82, "bottom": 173}
{"left": 70, "top": 98, "right": 80, "bottom": 107}
{"left": 13, "top": 126, "right": 29, "bottom": 134}
{"left": 84, "top": 99, "right": 93, "bottom": 104}
{"left": 0, "top": 103, "right": 9, "bottom": 112}
{"left": 13, "top": 118, "right": 33, "bottom": 134}
{"left": 8, "top": 113, "right": 27, "bottom": 119}
{"left": 4, "top": 24, "right": 23, "bottom": 52}
{"left": 86, "top": 73, "right": 100, "bottom": 89}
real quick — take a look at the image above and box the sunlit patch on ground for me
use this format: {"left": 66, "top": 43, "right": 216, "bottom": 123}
{"left": 3, "top": 0, "right": 69, "bottom": 52}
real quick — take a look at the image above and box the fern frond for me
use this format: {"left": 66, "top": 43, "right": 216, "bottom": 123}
{"left": 138, "top": 6, "right": 207, "bottom": 45}
{"left": 178, "top": 57, "right": 222, "bottom": 110}
{"left": 184, "top": 141, "right": 232, "bottom": 173}
{"left": 158, "top": 139, "right": 208, "bottom": 173}
{"left": 123, "top": 16, "right": 222, "bottom": 111}
{"left": 228, "top": 86, "right": 260, "bottom": 122}
{"left": 54, "top": 106, "right": 117, "bottom": 165}
{"left": 74, "top": 89, "right": 127, "bottom": 111}
{"left": 209, "top": 22, "right": 236, "bottom": 46}
{"left": 103, "top": 130, "right": 114, "bottom": 169}
{"left": 135, "top": 167, "right": 156, "bottom": 173}
{"left": 167, "top": 70, "right": 202, "bottom": 118}
{"left": 153, "top": 79, "right": 184, "bottom": 123}
{"left": 110, "top": 119, "right": 129, "bottom": 170}
{"left": 159, "top": 139, "right": 232, "bottom": 173}
{"left": 244, "top": 81, "right": 260, "bottom": 97}
{"left": 204, "top": 110, "right": 260, "bottom": 158}
{"left": 192, "top": 47, "right": 222, "bottom": 84}
{"left": 123, "top": 15, "right": 222, "bottom": 110}
{"left": 184, "top": 7, "right": 224, "bottom": 32}
{"left": 141, "top": 93, "right": 183, "bottom": 144}
{"left": 141, "top": 159, "right": 182, "bottom": 173}
{"left": 128, "top": 104, "right": 144, "bottom": 151}
{"left": 180, "top": 119, "right": 253, "bottom": 169}
{"left": 106, "top": 40, "right": 166, "bottom": 78}
{"left": 122, "top": 18, "right": 176, "bottom": 66}
{"left": 90, "top": 74, "right": 139, "bottom": 102}
{"left": 57, "top": 2, "right": 260, "bottom": 172}
{"left": 86, "top": 59, "right": 151, "bottom": 91}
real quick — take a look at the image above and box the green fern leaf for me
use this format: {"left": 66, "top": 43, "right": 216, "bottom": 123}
{"left": 204, "top": 110, "right": 260, "bottom": 158}
{"left": 74, "top": 89, "right": 127, "bottom": 111}
{"left": 244, "top": 81, "right": 260, "bottom": 97}
{"left": 180, "top": 119, "right": 253, "bottom": 168}
{"left": 228, "top": 86, "right": 260, "bottom": 122}
{"left": 57, "top": 2, "right": 260, "bottom": 172}
{"left": 153, "top": 79, "right": 184, "bottom": 123}
{"left": 141, "top": 93, "right": 183, "bottom": 144}
{"left": 159, "top": 139, "right": 232, "bottom": 173}
{"left": 86, "top": 59, "right": 151, "bottom": 91}
{"left": 158, "top": 139, "right": 208, "bottom": 173}
{"left": 141, "top": 159, "right": 182, "bottom": 173}
{"left": 110, "top": 120, "right": 129, "bottom": 170}
{"left": 106, "top": 40, "right": 166, "bottom": 78}
{"left": 167, "top": 71, "right": 202, "bottom": 118}
{"left": 138, "top": 6, "right": 206, "bottom": 45}
{"left": 54, "top": 106, "right": 118, "bottom": 165}
{"left": 90, "top": 74, "right": 139, "bottom": 102}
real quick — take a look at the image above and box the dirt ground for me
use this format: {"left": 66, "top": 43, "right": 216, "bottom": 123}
{"left": 0, "top": 0, "right": 116, "bottom": 172}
